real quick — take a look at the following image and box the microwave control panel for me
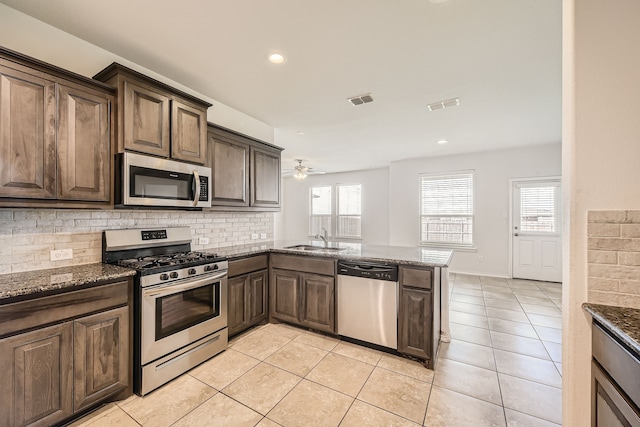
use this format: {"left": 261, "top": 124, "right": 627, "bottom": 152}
{"left": 199, "top": 176, "right": 209, "bottom": 201}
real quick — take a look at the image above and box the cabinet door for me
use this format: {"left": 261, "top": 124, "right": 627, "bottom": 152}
{"left": 171, "top": 99, "right": 207, "bottom": 164}
{"left": 0, "top": 322, "right": 73, "bottom": 427}
{"left": 228, "top": 274, "right": 249, "bottom": 336}
{"left": 398, "top": 287, "right": 432, "bottom": 359}
{"left": 270, "top": 269, "right": 300, "bottom": 325}
{"left": 301, "top": 273, "right": 335, "bottom": 333}
{"left": 57, "top": 85, "right": 111, "bottom": 201}
{"left": 250, "top": 145, "right": 281, "bottom": 208}
{"left": 0, "top": 64, "right": 56, "bottom": 199}
{"left": 123, "top": 80, "right": 170, "bottom": 158}
{"left": 73, "top": 306, "right": 129, "bottom": 411}
{"left": 207, "top": 132, "right": 250, "bottom": 206}
{"left": 248, "top": 270, "right": 268, "bottom": 326}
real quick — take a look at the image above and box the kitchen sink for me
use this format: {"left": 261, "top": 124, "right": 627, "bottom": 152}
{"left": 284, "top": 244, "right": 345, "bottom": 252}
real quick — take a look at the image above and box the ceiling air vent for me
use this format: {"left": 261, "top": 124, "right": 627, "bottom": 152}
{"left": 427, "top": 97, "right": 460, "bottom": 112}
{"left": 348, "top": 94, "right": 374, "bottom": 106}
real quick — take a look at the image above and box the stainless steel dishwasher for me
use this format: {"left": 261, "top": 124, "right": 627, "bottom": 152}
{"left": 337, "top": 260, "right": 399, "bottom": 349}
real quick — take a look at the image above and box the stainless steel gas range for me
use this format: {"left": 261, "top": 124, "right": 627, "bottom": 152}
{"left": 103, "top": 227, "right": 228, "bottom": 395}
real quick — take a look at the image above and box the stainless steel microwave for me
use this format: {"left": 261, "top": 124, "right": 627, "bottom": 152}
{"left": 115, "top": 152, "right": 211, "bottom": 209}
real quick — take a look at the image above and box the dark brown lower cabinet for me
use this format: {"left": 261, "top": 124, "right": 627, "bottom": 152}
{"left": 0, "top": 279, "right": 131, "bottom": 427}
{"left": 398, "top": 266, "right": 435, "bottom": 366}
{"left": 270, "top": 265, "right": 335, "bottom": 334}
{"left": 228, "top": 270, "right": 268, "bottom": 336}
{"left": 0, "top": 322, "right": 74, "bottom": 427}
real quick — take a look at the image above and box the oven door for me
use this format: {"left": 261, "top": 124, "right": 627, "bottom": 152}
{"left": 141, "top": 270, "right": 227, "bottom": 365}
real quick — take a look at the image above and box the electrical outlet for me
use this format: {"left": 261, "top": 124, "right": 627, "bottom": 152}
{"left": 478, "top": 255, "right": 484, "bottom": 262}
{"left": 50, "top": 249, "right": 73, "bottom": 261}
{"left": 251, "top": 233, "right": 259, "bottom": 239}
{"left": 198, "top": 237, "right": 210, "bottom": 245}
{"left": 260, "top": 233, "right": 267, "bottom": 239}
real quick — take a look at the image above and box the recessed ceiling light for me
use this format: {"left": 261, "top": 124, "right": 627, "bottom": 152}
{"left": 430, "top": 0, "right": 449, "bottom": 3}
{"left": 437, "top": 139, "right": 449, "bottom": 144}
{"left": 268, "top": 52, "right": 286, "bottom": 64}
{"left": 297, "top": 131, "right": 306, "bottom": 135}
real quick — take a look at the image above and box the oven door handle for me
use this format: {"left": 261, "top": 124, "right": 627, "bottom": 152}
{"left": 144, "top": 271, "right": 227, "bottom": 297}
{"left": 192, "top": 169, "right": 201, "bottom": 207}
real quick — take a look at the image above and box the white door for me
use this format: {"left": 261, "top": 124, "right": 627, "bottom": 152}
{"left": 512, "top": 178, "right": 562, "bottom": 282}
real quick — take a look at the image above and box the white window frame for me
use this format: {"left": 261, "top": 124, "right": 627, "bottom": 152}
{"left": 309, "top": 183, "right": 362, "bottom": 240}
{"left": 419, "top": 170, "right": 475, "bottom": 248}
{"left": 336, "top": 184, "right": 362, "bottom": 239}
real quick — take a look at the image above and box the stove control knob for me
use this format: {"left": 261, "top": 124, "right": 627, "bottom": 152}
{"left": 188, "top": 268, "right": 196, "bottom": 275}
{"left": 204, "top": 265, "right": 211, "bottom": 272}
{"left": 160, "top": 274, "right": 169, "bottom": 281}
{"left": 170, "top": 272, "right": 179, "bottom": 279}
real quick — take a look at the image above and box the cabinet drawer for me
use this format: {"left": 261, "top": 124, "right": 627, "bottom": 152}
{"left": 229, "top": 255, "right": 268, "bottom": 277}
{"left": 271, "top": 254, "right": 335, "bottom": 276}
{"left": 400, "top": 267, "right": 433, "bottom": 290}
{"left": 0, "top": 280, "right": 129, "bottom": 337}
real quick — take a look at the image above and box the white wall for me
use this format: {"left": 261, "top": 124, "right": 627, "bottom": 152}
{"left": 389, "top": 144, "right": 561, "bottom": 277}
{"left": 563, "top": 0, "right": 640, "bottom": 425}
{"left": 278, "top": 168, "right": 390, "bottom": 245}
{"left": 0, "top": 3, "right": 274, "bottom": 143}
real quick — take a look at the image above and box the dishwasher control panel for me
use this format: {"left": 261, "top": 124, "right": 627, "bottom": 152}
{"left": 337, "top": 260, "right": 398, "bottom": 282}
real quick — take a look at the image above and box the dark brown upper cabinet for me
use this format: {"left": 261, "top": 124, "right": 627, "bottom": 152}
{"left": 207, "top": 124, "right": 282, "bottom": 211}
{"left": 0, "top": 47, "right": 114, "bottom": 207}
{"left": 94, "top": 63, "right": 211, "bottom": 165}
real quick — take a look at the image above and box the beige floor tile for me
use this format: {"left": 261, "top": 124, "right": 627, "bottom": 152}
{"left": 75, "top": 406, "right": 139, "bottom": 427}
{"left": 455, "top": 274, "right": 482, "bottom": 284}
{"left": 533, "top": 325, "right": 562, "bottom": 344}
{"left": 486, "top": 306, "right": 529, "bottom": 323}
{"left": 265, "top": 340, "right": 328, "bottom": 376}
{"left": 487, "top": 318, "right": 538, "bottom": 339}
{"left": 449, "top": 311, "right": 489, "bottom": 329}
{"left": 499, "top": 373, "right": 562, "bottom": 425}
{"left": 188, "top": 348, "right": 260, "bottom": 390}
{"left": 222, "top": 363, "right": 301, "bottom": 415}
{"left": 452, "top": 287, "right": 484, "bottom": 297}
{"left": 481, "top": 284, "right": 513, "bottom": 294}
{"left": 306, "top": 352, "right": 374, "bottom": 397}
{"left": 511, "top": 288, "right": 549, "bottom": 298}
{"left": 256, "top": 418, "right": 282, "bottom": 427}
{"left": 494, "top": 349, "right": 562, "bottom": 388}
{"left": 450, "top": 301, "right": 487, "bottom": 316}
{"left": 542, "top": 341, "right": 562, "bottom": 362}
{"left": 357, "top": 367, "right": 430, "bottom": 424}
{"left": 483, "top": 291, "right": 518, "bottom": 302}
{"left": 67, "top": 403, "right": 118, "bottom": 427}
{"left": 261, "top": 322, "right": 306, "bottom": 339}
{"left": 439, "top": 340, "right": 495, "bottom": 370}
{"left": 340, "top": 400, "right": 420, "bottom": 427}
{"left": 504, "top": 408, "right": 561, "bottom": 427}
{"left": 450, "top": 293, "right": 485, "bottom": 305}
{"left": 450, "top": 323, "right": 492, "bottom": 347}
{"left": 433, "top": 358, "right": 502, "bottom": 405}
{"left": 120, "top": 375, "right": 215, "bottom": 427}
{"left": 231, "top": 328, "right": 292, "bottom": 360}
{"left": 515, "top": 295, "right": 557, "bottom": 307}
{"left": 453, "top": 282, "right": 482, "bottom": 290}
{"left": 293, "top": 330, "right": 340, "bottom": 351}
{"left": 483, "top": 298, "right": 523, "bottom": 312}
{"left": 228, "top": 326, "right": 260, "bottom": 347}
{"left": 480, "top": 276, "right": 509, "bottom": 285}
{"left": 332, "top": 341, "right": 382, "bottom": 365}
{"left": 267, "top": 380, "right": 353, "bottom": 427}
{"left": 377, "top": 353, "right": 434, "bottom": 383}
{"left": 489, "top": 331, "right": 550, "bottom": 360}
{"left": 172, "top": 393, "right": 263, "bottom": 427}
{"left": 554, "top": 362, "right": 562, "bottom": 375}
{"left": 520, "top": 304, "right": 562, "bottom": 318}
{"left": 527, "top": 313, "right": 563, "bottom": 329}
{"left": 424, "top": 386, "right": 506, "bottom": 427}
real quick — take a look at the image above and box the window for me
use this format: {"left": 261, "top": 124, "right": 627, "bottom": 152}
{"left": 309, "top": 184, "right": 362, "bottom": 239}
{"left": 309, "top": 186, "right": 331, "bottom": 236}
{"left": 518, "top": 183, "right": 560, "bottom": 233}
{"left": 337, "top": 184, "right": 361, "bottom": 238}
{"left": 420, "top": 172, "right": 474, "bottom": 246}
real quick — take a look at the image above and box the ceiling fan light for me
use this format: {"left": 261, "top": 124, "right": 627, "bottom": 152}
{"left": 294, "top": 170, "right": 307, "bottom": 179}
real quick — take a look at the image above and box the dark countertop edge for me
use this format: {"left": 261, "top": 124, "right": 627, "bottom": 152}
{"left": 0, "top": 263, "right": 136, "bottom": 303}
{"left": 216, "top": 243, "right": 453, "bottom": 268}
{"left": 583, "top": 302, "right": 640, "bottom": 357}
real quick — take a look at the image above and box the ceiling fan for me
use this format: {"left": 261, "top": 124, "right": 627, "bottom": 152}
{"left": 282, "top": 159, "right": 325, "bottom": 180}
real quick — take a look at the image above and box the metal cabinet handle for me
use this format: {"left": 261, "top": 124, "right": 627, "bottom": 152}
{"left": 514, "top": 233, "right": 519, "bottom": 236}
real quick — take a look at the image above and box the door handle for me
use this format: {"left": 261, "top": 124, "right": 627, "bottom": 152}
{"left": 514, "top": 233, "right": 519, "bottom": 237}
{"left": 192, "top": 170, "right": 201, "bottom": 206}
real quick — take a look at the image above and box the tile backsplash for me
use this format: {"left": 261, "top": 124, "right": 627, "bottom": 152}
{"left": 0, "top": 209, "right": 273, "bottom": 274}
{"left": 588, "top": 210, "right": 640, "bottom": 308}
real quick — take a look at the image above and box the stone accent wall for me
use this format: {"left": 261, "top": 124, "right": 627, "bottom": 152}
{"left": 0, "top": 209, "right": 273, "bottom": 274}
{"left": 588, "top": 210, "right": 640, "bottom": 308}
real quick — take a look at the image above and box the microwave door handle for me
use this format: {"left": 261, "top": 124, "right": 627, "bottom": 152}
{"left": 192, "top": 170, "right": 201, "bottom": 206}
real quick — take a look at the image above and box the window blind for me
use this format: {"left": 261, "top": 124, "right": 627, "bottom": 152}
{"left": 519, "top": 185, "right": 559, "bottom": 233}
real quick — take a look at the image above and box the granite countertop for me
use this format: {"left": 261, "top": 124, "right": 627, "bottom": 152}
{"left": 583, "top": 303, "right": 640, "bottom": 357}
{"left": 213, "top": 240, "right": 454, "bottom": 268}
{"left": 0, "top": 263, "right": 136, "bottom": 302}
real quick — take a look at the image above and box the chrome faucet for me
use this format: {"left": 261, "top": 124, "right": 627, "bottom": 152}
{"left": 314, "top": 227, "right": 328, "bottom": 247}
